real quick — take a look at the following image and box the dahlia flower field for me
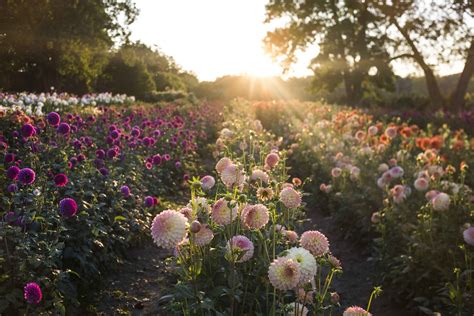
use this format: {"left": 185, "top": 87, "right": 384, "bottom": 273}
{"left": 249, "top": 101, "right": 474, "bottom": 314}
{"left": 152, "top": 113, "right": 377, "bottom": 315}
{"left": 0, "top": 92, "right": 136, "bottom": 116}
{"left": 0, "top": 99, "right": 216, "bottom": 313}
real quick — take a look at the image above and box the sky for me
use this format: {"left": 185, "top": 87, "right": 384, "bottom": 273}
{"left": 129, "top": 0, "right": 465, "bottom": 81}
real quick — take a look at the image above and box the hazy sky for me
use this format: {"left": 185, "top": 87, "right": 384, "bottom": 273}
{"left": 129, "top": 0, "right": 464, "bottom": 81}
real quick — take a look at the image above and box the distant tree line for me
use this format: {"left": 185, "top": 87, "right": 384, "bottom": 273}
{"left": 194, "top": 74, "right": 474, "bottom": 109}
{"left": 264, "top": 0, "right": 474, "bottom": 110}
{"left": 0, "top": 0, "right": 198, "bottom": 99}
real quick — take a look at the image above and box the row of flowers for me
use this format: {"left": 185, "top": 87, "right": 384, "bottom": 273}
{"left": 150, "top": 113, "right": 379, "bottom": 315}
{"left": 0, "top": 100, "right": 214, "bottom": 313}
{"left": 249, "top": 101, "right": 473, "bottom": 314}
{"left": 0, "top": 92, "right": 136, "bottom": 116}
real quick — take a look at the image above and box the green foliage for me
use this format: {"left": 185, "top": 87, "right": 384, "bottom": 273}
{"left": 0, "top": 0, "right": 138, "bottom": 93}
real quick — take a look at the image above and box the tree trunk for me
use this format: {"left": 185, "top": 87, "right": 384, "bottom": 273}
{"left": 392, "top": 18, "right": 445, "bottom": 109}
{"left": 450, "top": 39, "right": 474, "bottom": 110}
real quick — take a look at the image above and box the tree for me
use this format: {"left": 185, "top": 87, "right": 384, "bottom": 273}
{"left": 264, "top": 0, "right": 395, "bottom": 106}
{"left": 0, "top": 0, "right": 138, "bottom": 93}
{"left": 375, "top": 0, "right": 474, "bottom": 109}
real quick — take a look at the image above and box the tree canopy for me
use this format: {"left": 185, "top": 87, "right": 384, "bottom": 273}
{"left": 265, "top": 0, "right": 474, "bottom": 109}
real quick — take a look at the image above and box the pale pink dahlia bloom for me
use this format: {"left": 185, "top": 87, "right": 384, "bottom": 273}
{"left": 216, "top": 157, "right": 232, "bottom": 173}
{"left": 268, "top": 257, "right": 301, "bottom": 290}
{"left": 201, "top": 175, "right": 215, "bottom": 190}
{"left": 211, "top": 198, "right": 237, "bottom": 225}
{"left": 241, "top": 204, "right": 269, "bottom": 230}
{"left": 414, "top": 177, "right": 429, "bottom": 191}
{"left": 432, "top": 192, "right": 450, "bottom": 211}
{"left": 300, "top": 230, "right": 329, "bottom": 256}
{"left": 285, "top": 247, "right": 317, "bottom": 286}
{"left": 279, "top": 187, "right": 302, "bottom": 209}
{"left": 285, "top": 230, "right": 299, "bottom": 243}
{"left": 227, "top": 235, "right": 254, "bottom": 263}
{"left": 265, "top": 152, "right": 280, "bottom": 169}
{"left": 343, "top": 306, "right": 372, "bottom": 316}
{"left": 250, "top": 169, "right": 270, "bottom": 183}
{"left": 194, "top": 225, "right": 214, "bottom": 246}
{"left": 221, "top": 164, "right": 246, "bottom": 188}
{"left": 151, "top": 210, "right": 188, "bottom": 249}
{"left": 463, "top": 227, "right": 474, "bottom": 246}
{"left": 331, "top": 167, "right": 342, "bottom": 178}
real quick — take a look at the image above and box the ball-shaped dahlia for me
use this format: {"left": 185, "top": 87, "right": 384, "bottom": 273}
{"left": 194, "top": 225, "right": 214, "bottom": 246}
{"left": 211, "top": 198, "right": 237, "bottom": 225}
{"left": 268, "top": 257, "right": 301, "bottom": 291}
{"left": 463, "top": 227, "right": 474, "bottom": 246}
{"left": 241, "top": 204, "right": 269, "bottom": 230}
{"left": 414, "top": 177, "right": 429, "bottom": 191}
{"left": 331, "top": 167, "right": 342, "bottom": 178}
{"left": 285, "top": 230, "right": 299, "bottom": 243}
{"left": 21, "top": 123, "right": 36, "bottom": 138}
{"left": 201, "top": 175, "right": 215, "bottom": 190}
{"left": 151, "top": 210, "right": 188, "bottom": 249}
{"left": 57, "top": 122, "right": 71, "bottom": 135}
{"left": 54, "top": 173, "right": 68, "bottom": 187}
{"left": 250, "top": 169, "right": 269, "bottom": 183}
{"left": 47, "top": 112, "right": 61, "bottom": 126}
{"left": 279, "top": 187, "right": 302, "bottom": 209}
{"left": 343, "top": 306, "right": 372, "bottom": 316}
{"left": 24, "top": 282, "right": 42, "bottom": 304}
{"left": 221, "top": 164, "right": 245, "bottom": 188}
{"left": 6, "top": 165, "right": 20, "bottom": 180}
{"left": 4, "top": 152, "right": 15, "bottom": 163}
{"left": 265, "top": 152, "right": 280, "bottom": 168}
{"left": 144, "top": 196, "right": 155, "bottom": 208}
{"left": 227, "top": 235, "right": 254, "bottom": 263}
{"left": 432, "top": 192, "right": 450, "bottom": 211}
{"left": 300, "top": 230, "right": 329, "bottom": 256}
{"left": 120, "top": 185, "right": 131, "bottom": 198}
{"left": 59, "top": 198, "right": 78, "bottom": 217}
{"left": 216, "top": 157, "right": 232, "bottom": 173}
{"left": 285, "top": 247, "right": 317, "bottom": 286}
{"left": 18, "top": 168, "right": 36, "bottom": 185}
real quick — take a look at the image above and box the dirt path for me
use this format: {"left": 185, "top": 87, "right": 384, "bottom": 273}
{"left": 307, "top": 208, "right": 409, "bottom": 315}
{"left": 87, "top": 243, "right": 172, "bottom": 315}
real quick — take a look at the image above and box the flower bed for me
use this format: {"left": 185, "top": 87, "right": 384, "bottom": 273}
{"left": 0, "top": 100, "right": 213, "bottom": 313}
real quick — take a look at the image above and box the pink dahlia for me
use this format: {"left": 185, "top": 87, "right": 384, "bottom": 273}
{"left": 279, "top": 187, "right": 302, "bottom": 209}
{"left": 300, "top": 230, "right": 329, "bottom": 256}
{"left": 285, "top": 230, "right": 299, "bottom": 243}
{"left": 151, "top": 210, "right": 188, "bottom": 249}
{"left": 211, "top": 198, "right": 237, "bottom": 225}
{"left": 414, "top": 177, "right": 429, "bottom": 191}
{"left": 241, "top": 204, "right": 269, "bottom": 230}
{"left": 463, "top": 227, "right": 474, "bottom": 246}
{"left": 343, "top": 306, "right": 372, "bottom": 316}
{"left": 265, "top": 152, "right": 280, "bottom": 169}
{"left": 268, "top": 257, "right": 301, "bottom": 290}
{"left": 331, "top": 167, "right": 342, "bottom": 178}
{"left": 432, "top": 192, "right": 450, "bottom": 211}
{"left": 201, "top": 175, "right": 215, "bottom": 190}
{"left": 24, "top": 282, "right": 42, "bottom": 304}
{"left": 194, "top": 225, "right": 214, "bottom": 246}
{"left": 221, "top": 164, "right": 245, "bottom": 188}
{"left": 250, "top": 169, "right": 270, "bottom": 183}
{"left": 216, "top": 157, "right": 232, "bottom": 173}
{"left": 227, "top": 235, "right": 254, "bottom": 263}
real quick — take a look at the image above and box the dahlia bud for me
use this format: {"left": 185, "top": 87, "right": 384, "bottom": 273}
{"left": 330, "top": 292, "right": 340, "bottom": 304}
{"left": 190, "top": 220, "right": 202, "bottom": 233}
